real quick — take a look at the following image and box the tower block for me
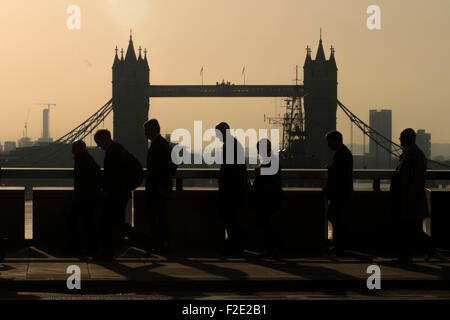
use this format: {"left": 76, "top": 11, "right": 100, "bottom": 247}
{"left": 303, "top": 35, "right": 338, "bottom": 166}
{"left": 112, "top": 33, "right": 149, "bottom": 164}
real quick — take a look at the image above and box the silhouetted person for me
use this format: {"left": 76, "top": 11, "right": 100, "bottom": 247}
{"left": 94, "top": 129, "right": 145, "bottom": 260}
{"left": 69, "top": 140, "right": 102, "bottom": 257}
{"left": 323, "top": 130, "right": 353, "bottom": 255}
{"left": 144, "top": 119, "right": 174, "bottom": 252}
{"left": 252, "top": 138, "right": 282, "bottom": 258}
{"left": 216, "top": 122, "right": 250, "bottom": 254}
{"left": 390, "top": 128, "right": 435, "bottom": 264}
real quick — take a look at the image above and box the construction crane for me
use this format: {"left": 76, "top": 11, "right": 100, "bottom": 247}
{"left": 23, "top": 108, "right": 31, "bottom": 138}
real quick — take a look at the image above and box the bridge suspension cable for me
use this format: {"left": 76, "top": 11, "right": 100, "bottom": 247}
{"left": 53, "top": 99, "right": 113, "bottom": 144}
{"left": 337, "top": 99, "right": 450, "bottom": 169}
{"left": 30, "top": 99, "right": 113, "bottom": 165}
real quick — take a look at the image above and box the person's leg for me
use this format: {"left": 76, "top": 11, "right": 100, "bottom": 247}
{"left": 229, "top": 205, "right": 245, "bottom": 251}
{"left": 98, "top": 202, "right": 113, "bottom": 259}
{"left": 414, "top": 219, "right": 435, "bottom": 259}
{"left": 158, "top": 194, "right": 170, "bottom": 250}
{"left": 96, "top": 194, "right": 127, "bottom": 259}
{"left": 84, "top": 198, "right": 99, "bottom": 256}
{"left": 333, "top": 219, "right": 343, "bottom": 252}
{"left": 219, "top": 202, "right": 235, "bottom": 251}
{"left": 67, "top": 203, "right": 79, "bottom": 253}
{"left": 146, "top": 192, "right": 169, "bottom": 251}
{"left": 328, "top": 201, "right": 344, "bottom": 252}
{"left": 115, "top": 194, "right": 130, "bottom": 248}
{"left": 398, "top": 220, "right": 414, "bottom": 262}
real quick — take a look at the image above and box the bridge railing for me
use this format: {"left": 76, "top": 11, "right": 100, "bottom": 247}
{"left": 1, "top": 168, "right": 450, "bottom": 252}
{"left": 2, "top": 168, "right": 450, "bottom": 190}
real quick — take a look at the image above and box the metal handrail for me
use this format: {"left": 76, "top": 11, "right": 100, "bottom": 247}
{"left": 2, "top": 168, "right": 450, "bottom": 180}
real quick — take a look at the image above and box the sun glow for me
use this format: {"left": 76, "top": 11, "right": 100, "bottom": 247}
{"left": 103, "top": 0, "right": 151, "bottom": 27}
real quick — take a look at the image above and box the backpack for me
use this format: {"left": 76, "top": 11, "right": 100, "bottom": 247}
{"left": 124, "top": 151, "right": 144, "bottom": 190}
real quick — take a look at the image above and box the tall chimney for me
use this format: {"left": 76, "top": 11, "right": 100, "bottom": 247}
{"left": 43, "top": 108, "right": 49, "bottom": 139}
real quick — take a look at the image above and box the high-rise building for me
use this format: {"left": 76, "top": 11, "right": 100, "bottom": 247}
{"left": 35, "top": 108, "right": 53, "bottom": 145}
{"left": 43, "top": 108, "right": 49, "bottom": 140}
{"left": 416, "top": 129, "right": 431, "bottom": 159}
{"left": 369, "top": 109, "right": 392, "bottom": 168}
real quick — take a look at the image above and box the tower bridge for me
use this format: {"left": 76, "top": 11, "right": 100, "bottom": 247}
{"left": 113, "top": 33, "right": 336, "bottom": 165}
{"left": 8, "top": 33, "right": 450, "bottom": 170}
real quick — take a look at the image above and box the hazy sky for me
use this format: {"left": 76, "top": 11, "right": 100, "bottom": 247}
{"left": 0, "top": 0, "right": 449, "bottom": 148}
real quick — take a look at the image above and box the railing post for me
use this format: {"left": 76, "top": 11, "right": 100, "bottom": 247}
{"left": 373, "top": 178, "right": 381, "bottom": 192}
{"left": 176, "top": 177, "right": 183, "bottom": 191}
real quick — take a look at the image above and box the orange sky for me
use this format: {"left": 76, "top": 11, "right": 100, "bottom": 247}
{"left": 0, "top": 0, "right": 449, "bottom": 148}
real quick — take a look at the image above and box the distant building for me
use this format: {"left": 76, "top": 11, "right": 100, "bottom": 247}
{"left": 369, "top": 109, "right": 392, "bottom": 168}
{"left": 35, "top": 137, "right": 53, "bottom": 145}
{"left": 18, "top": 137, "right": 33, "bottom": 148}
{"left": 416, "top": 129, "right": 431, "bottom": 159}
{"left": 42, "top": 108, "right": 50, "bottom": 141}
{"left": 4, "top": 141, "right": 17, "bottom": 153}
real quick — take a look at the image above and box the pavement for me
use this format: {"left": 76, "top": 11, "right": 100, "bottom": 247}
{"left": 1, "top": 246, "right": 450, "bottom": 300}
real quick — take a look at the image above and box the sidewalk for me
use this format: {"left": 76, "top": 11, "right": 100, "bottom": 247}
{"left": 1, "top": 246, "right": 450, "bottom": 296}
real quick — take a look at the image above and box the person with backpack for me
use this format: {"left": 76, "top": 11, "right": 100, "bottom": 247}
{"left": 93, "top": 129, "right": 149, "bottom": 260}
{"left": 143, "top": 119, "right": 175, "bottom": 253}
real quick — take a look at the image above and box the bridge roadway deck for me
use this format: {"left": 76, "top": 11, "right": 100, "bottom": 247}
{"left": 147, "top": 85, "right": 304, "bottom": 97}
{"left": 1, "top": 246, "right": 450, "bottom": 299}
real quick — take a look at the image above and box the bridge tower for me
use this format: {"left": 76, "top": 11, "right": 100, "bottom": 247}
{"left": 303, "top": 34, "right": 338, "bottom": 167}
{"left": 112, "top": 33, "right": 149, "bottom": 164}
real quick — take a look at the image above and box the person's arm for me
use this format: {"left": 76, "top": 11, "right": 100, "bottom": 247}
{"left": 326, "top": 153, "right": 340, "bottom": 199}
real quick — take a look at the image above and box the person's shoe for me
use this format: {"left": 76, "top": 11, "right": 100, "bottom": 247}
{"left": 390, "top": 257, "right": 413, "bottom": 266}
{"left": 153, "top": 242, "right": 171, "bottom": 255}
{"left": 257, "top": 250, "right": 279, "bottom": 259}
{"left": 144, "top": 248, "right": 153, "bottom": 258}
{"left": 425, "top": 249, "right": 436, "bottom": 262}
{"left": 220, "top": 246, "right": 243, "bottom": 257}
{"left": 90, "top": 254, "right": 114, "bottom": 262}
{"left": 329, "top": 247, "right": 346, "bottom": 256}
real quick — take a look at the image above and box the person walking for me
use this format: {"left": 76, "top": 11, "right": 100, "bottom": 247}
{"left": 390, "top": 128, "right": 435, "bottom": 264}
{"left": 144, "top": 119, "right": 175, "bottom": 253}
{"left": 94, "top": 129, "right": 146, "bottom": 260}
{"left": 215, "top": 122, "right": 250, "bottom": 254}
{"left": 323, "top": 130, "right": 354, "bottom": 256}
